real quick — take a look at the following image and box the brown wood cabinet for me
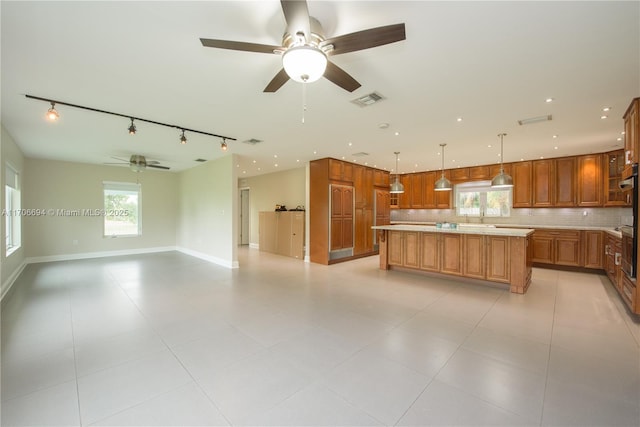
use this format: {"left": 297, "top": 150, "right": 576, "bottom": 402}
{"left": 330, "top": 184, "right": 354, "bottom": 251}
{"left": 577, "top": 154, "right": 603, "bottom": 206}
{"left": 463, "top": 234, "right": 486, "bottom": 279}
{"left": 420, "top": 232, "right": 440, "bottom": 271}
{"left": 388, "top": 230, "right": 420, "bottom": 268}
{"left": 311, "top": 158, "right": 389, "bottom": 264}
{"left": 605, "top": 233, "right": 622, "bottom": 289}
{"left": 410, "top": 173, "right": 423, "bottom": 208}
{"left": 513, "top": 161, "right": 532, "bottom": 208}
{"left": 532, "top": 159, "right": 554, "bottom": 207}
{"left": 623, "top": 97, "right": 639, "bottom": 178}
{"left": 583, "top": 230, "right": 604, "bottom": 269}
{"left": 604, "top": 150, "right": 631, "bottom": 206}
{"left": 469, "top": 166, "right": 491, "bottom": 180}
{"left": 450, "top": 168, "right": 470, "bottom": 182}
{"left": 422, "top": 172, "right": 437, "bottom": 208}
{"left": 555, "top": 157, "right": 577, "bottom": 206}
{"left": 397, "top": 174, "right": 412, "bottom": 209}
{"left": 486, "top": 236, "right": 511, "bottom": 283}
{"left": 532, "top": 229, "right": 581, "bottom": 267}
{"left": 441, "top": 234, "right": 463, "bottom": 276}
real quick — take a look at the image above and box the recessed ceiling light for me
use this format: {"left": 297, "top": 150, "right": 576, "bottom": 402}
{"left": 457, "top": 117, "right": 463, "bottom": 122}
{"left": 603, "top": 106, "right": 611, "bottom": 112}
{"left": 274, "top": 154, "right": 278, "bottom": 158}
{"left": 236, "top": 164, "right": 240, "bottom": 167}
{"left": 540, "top": 156, "right": 544, "bottom": 159}
{"left": 242, "top": 171, "right": 246, "bottom": 174}
{"left": 520, "top": 158, "right": 524, "bottom": 161}
{"left": 342, "top": 156, "right": 345, "bottom": 159}
{"left": 258, "top": 167, "right": 261, "bottom": 171}
{"left": 621, "top": 131, "right": 626, "bottom": 135}
{"left": 545, "top": 98, "right": 554, "bottom": 103}
{"left": 452, "top": 159, "right": 456, "bottom": 163}
{"left": 395, "top": 132, "right": 400, "bottom": 136}
{"left": 348, "top": 142, "right": 352, "bottom": 146}
{"left": 553, "top": 135, "right": 558, "bottom": 139}
{"left": 414, "top": 163, "right": 418, "bottom": 167}
{"left": 364, "top": 162, "right": 368, "bottom": 165}
{"left": 274, "top": 163, "right": 278, "bottom": 167}
{"left": 601, "top": 115, "right": 608, "bottom": 119}
{"left": 487, "top": 144, "right": 492, "bottom": 148}
{"left": 617, "top": 137, "right": 622, "bottom": 141}
{"left": 554, "top": 146, "right": 559, "bottom": 150}
{"left": 296, "top": 159, "right": 300, "bottom": 162}
{"left": 313, "top": 150, "right": 317, "bottom": 155}
{"left": 252, "top": 160, "right": 257, "bottom": 163}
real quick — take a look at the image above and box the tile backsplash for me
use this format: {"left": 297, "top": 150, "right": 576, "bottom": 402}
{"left": 390, "top": 207, "right": 632, "bottom": 228}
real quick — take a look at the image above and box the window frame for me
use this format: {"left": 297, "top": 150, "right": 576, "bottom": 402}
{"left": 5, "top": 164, "right": 21, "bottom": 255}
{"left": 102, "top": 181, "right": 142, "bottom": 238}
{"left": 455, "top": 180, "right": 512, "bottom": 218}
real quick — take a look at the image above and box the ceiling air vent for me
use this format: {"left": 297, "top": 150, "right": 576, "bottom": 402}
{"left": 243, "top": 138, "right": 263, "bottom": 145}
{"left": 518, "top": 114, "right": 552, "bottom": 126}
{"left": 351, "top": 92, "right": 385, "bottom": 107}
{"left": 194, "top": 158, "right": 207, "bottom": 162}
{"left": 352, "top": 152, "right": 370, "bottom": 157}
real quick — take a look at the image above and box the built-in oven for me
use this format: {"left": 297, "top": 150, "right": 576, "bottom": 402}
{"left": 619, "top": 164, "right": 638, "bottom": 279}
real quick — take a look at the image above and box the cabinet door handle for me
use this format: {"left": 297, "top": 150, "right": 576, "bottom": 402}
{"left": 605, "top": 244, "right": 610, "bottom": 255}
{"left": 615, "top": 253, "right": 622, "bottom": 266}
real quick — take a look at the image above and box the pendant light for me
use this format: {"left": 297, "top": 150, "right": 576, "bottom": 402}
{"left": 434, "top": 143, "right": 452, "bottom": 191}
{"left": 390, "top": 151, "right": 404, "bottom": 193}
{"left": 491, "top": 133, "right": 514, "bottom": 188}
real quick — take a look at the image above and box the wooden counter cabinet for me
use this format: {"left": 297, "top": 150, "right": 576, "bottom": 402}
{"left": 377, "top": 226, "right": 533, "bottom": 293}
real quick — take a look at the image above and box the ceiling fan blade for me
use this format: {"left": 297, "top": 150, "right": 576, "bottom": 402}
{"left": 146, "top": 160, "right": 160, "bottom": 165}
{"left": 280, "top": 0, "right": 310, "bottom": 41}
{"left": 323, "top": 61, "right": 361, "bottom": 92}
{"left": 147, "top": 164, "right": 170, "bottom": 170}
{"left": 111, "top": 156, "right": 129, "bottom": 162}
{"left": 200, "top": 38, "right": 281, "bottom": 54}
{"left": 321, "top": 23, "right": 406, "bottom": 56}
{"left": 104, "top": 162, "right": 127, "bottom": 165}
{"left": 263, "top": 68, "right": 290, "bottom": 93}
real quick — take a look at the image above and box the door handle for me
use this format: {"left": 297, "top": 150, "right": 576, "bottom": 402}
{"left": 615, "top": 252, "right": 622, "bottom": 266}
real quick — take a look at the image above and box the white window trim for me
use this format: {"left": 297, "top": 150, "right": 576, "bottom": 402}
{"left": 5, "top": 163, "right": 21, "bottom": 256}
{"left": 102, "top": 181, "right": 142, "bottom": 238}
{"left": 455, "top": 180, "right": 512, "bottom": 218}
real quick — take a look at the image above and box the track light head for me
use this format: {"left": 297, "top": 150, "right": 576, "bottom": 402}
{"left": 128, "top": 118, "right": 136, "bottom": 135}
{"left": 220, "top": 138, "right": 228, "bottom": 151}
{"left": 180, "top": 130, "right": 187, "bottom": 145}
{"left": 46, "top": 102, "right": 59, "bottom": 121}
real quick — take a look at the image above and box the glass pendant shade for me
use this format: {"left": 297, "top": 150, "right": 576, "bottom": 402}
{"left": 282, "top": 46, "right": 327, "bottom": 83}
{"left": 491, "top": 133, "right": 514, "bottom": 188}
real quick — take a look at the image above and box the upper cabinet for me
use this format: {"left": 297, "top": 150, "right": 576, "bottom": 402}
{"left": 554, "top": 157, "right": 577, "bottom": 207}
{"left": 623, "top": 97, "right": 639, "bottom": 178}
{"left": 513, "top": 161, "right": 532, "bottom": 208}
{"left": 604, "top": 150, "right": 631, "bottom": 206}
{"left": 532, "top": 159, "right": 554, "bottom": 207}
{"left": 329, "top": 158, "right": 353, "bottom": 183}
{"left": 577, "top": 154, "right": 603, "bottom": 207}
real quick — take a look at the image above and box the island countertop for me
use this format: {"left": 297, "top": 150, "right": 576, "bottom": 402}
{"left": 372, "top": 224, "right": 535, "bottom": 237}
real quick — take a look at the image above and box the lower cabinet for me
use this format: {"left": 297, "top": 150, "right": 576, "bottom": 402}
{"left": 259, "top": 211, "right": 305, "bottom": 259}
{"left": 531, "top": 229, "right": 603, "bottom": 268}
{"left": 390, "top": 231, "right": 514, "bottom": 284}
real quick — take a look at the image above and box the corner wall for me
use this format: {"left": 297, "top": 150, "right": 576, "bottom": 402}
{"left": 177, "top": 155, "right": 238, "bottom": 268}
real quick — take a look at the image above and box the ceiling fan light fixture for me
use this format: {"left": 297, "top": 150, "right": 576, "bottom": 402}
{"left": 46, "top": 102, "right": 59, "bottom": 121}
{"left": 282, "top": 45, "right": 327, "bottom": 83}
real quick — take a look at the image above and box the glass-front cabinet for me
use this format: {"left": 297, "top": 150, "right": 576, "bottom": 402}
{"left": 605, "top": 150, "right": 631, "bottom": 206}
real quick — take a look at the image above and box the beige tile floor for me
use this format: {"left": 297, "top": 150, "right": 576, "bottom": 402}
{"left": 1, "top": 248, "right": 639, "bottom": 426}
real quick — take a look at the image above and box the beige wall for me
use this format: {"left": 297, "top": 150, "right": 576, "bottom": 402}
{"left": 23, "top": 158, "right": 179, "bottom": 259}
{"left": 240, "top": 167, "right": 306, "bottom": 246}
{"left": 177, "top": 155, "right": 238, "bottom": 267}
{"left": 1, "top": 125, "right": 26, "bottom": 296}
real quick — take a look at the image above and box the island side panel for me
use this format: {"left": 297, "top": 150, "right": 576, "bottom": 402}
{"left": 378, "top": 229, "right": 389, "bottom": 270}
{"left": 509, "top": 235, "right": 533, "bottom": 294}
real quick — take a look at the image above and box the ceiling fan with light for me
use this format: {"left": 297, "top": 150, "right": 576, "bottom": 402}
{"left": 105, "top": 155, "right": 170, "bottom": 172}
{"left": 200, "top": 0, "right": 406, "bottom": 92}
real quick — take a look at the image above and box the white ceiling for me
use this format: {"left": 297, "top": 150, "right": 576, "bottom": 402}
{"left": 2, "top": 1, "right": 639, "bottom": 177}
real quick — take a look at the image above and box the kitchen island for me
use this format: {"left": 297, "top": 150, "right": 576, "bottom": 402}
{"left": 373, "top": 224, "right": 535, "bottom": 293}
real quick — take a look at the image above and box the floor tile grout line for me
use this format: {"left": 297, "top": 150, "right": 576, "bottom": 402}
{"left": 539, "top": 271, "right": 560, "bottom": 427}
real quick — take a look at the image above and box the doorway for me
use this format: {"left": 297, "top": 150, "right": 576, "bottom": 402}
{"left": 240, "top": 188, "right": 250, "bottom": 246}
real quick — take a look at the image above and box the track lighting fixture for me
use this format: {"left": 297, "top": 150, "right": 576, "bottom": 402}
{"left": 46, "top": 102, "right": 59, "bottom": 121}
{"left": 128, "top": 118, "right": 136, "bottom": 135}
{"left": 220, "top": 138, "right": 228, "bottom": 151}
{"left": 26, "top": 94, "right": 236, "bottom": 145}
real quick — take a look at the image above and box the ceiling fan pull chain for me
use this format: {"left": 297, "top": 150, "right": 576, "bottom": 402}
{"left": 301, "top": 80, "right": 307, "bottom": 124}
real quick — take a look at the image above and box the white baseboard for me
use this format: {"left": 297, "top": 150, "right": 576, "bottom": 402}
{"left": 25, "top": 246, "right": 176, "bottom": 264}
{"left": 1, "top": 260, "right": 27, "bottom": 302}
{"left": 249, "top": 243, "right": 259, "bottom": 250}
{"left": 176, "top": 247, "right": 239, "bottom": 269}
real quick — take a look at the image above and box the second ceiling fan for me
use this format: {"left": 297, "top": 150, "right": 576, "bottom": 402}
{"left": 200, "top": 0, "right": 406, "bottom": 93}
